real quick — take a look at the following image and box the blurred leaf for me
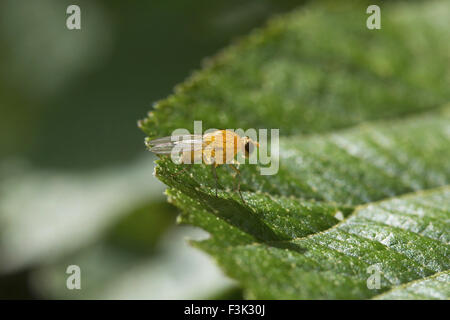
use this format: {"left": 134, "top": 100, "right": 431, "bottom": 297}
{"left": 0, "top": 155, "right": 166, "bottom": 273}
{"left": 31, "top": 227, "right": 235, "bottom": 299}
{"left": 106, "top": 201, "right": 177, "bottom": 254}
{"left": 141, "top": 0, "right": 450, "bottom": 299}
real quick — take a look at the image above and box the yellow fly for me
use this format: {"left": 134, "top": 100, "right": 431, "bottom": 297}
{"left": 146, "top": 130, "right": 259, "bottom": 201}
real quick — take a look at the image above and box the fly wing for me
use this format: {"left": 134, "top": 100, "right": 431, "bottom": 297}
{"left": 147, "top": 135, "right": 205, "bottom": 155}
{"left": 147, "top": 142, "right": 176, "bottom": 154}
{"left": 147, "top": 134, "right": 203, "bottom": 146}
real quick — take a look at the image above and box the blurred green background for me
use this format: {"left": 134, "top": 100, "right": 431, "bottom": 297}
{"left": 0, "top": 0, "right": 306, "bottom": 299}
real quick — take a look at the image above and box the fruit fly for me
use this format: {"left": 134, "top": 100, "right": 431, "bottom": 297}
{"left": 146, "top": 130, "right": 259, "bottom": 202}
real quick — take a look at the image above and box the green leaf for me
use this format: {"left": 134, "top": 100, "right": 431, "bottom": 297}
{"left": 140, "top": 0, "right": 450, "bottom": 299}
{"left": 139, "top": 1, "right": 450, "bottom": 139}
{"left": 169, "top": 186, "right": 449, "bottom": 299}
{"left": 374, "top": 271, "right": 450, "bottom": 300}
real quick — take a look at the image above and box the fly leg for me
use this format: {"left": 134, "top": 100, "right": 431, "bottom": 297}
{"left": 211, "top": 164, "right": 219, "bottom": 197}
{"left": 229, "top": 164, "right": 245, "bottom": 204}
{"left": 171, "top": 164, "right": 192, "bottom": 178}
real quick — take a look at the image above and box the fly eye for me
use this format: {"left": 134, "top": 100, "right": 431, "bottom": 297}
{"left": 245, "top": 142, "right": 254, "bottom": 154}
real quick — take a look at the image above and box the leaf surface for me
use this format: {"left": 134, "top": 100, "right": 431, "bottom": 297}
{"left": 140, "top": 0, "right": 450, "bottom": 299}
